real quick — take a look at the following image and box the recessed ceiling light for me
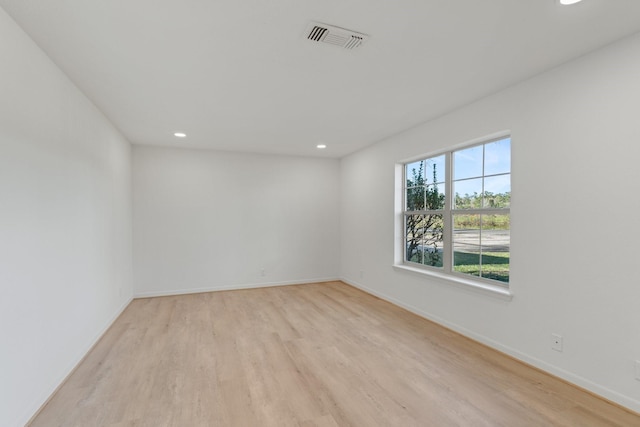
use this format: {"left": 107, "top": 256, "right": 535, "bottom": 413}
{"left": 174, "top": 132, "right": 187, "bottom": 138}
{"left": 317, "top": 144, "right": 327, "bottom": 149}
{"left": 559, "top": 0, "right": 583, "bottom": 5}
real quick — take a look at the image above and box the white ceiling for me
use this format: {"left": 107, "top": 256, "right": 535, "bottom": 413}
{"left": 2, "top": 1, "right": 640, "bottom": 158}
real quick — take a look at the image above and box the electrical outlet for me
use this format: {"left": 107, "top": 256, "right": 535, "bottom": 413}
{"left": 635, "top": 360, "right": 640, "bottom": 381}
{"left": 359, "top": 270, "right": 364, "bottom": 279}
{"left": 260, "top": 268, "right": 266, "bottom": 277}
{"left": 551, "top": 333, "right": 563, "bottom": 352}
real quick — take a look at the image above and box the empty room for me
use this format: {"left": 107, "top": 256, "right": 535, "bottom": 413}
{"left": 2, "top": 0, "right": 640, "bottom": 426}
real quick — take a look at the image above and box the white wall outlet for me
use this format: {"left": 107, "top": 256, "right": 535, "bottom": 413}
{"left": 635, "top": 360, "right": 640, "bottom": 381}
{"left": 260, "top": 268, "right": 266, "bottom": 277}
{"left": 359, "top": 270, "right": 364, "bottom": 279}
{"left": 551, "top": 333, "right": 563, "bottom": 352}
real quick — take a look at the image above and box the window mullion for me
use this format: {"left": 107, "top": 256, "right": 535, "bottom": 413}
{"left": 451, "top": 208, "right": 509, "bottom": 215}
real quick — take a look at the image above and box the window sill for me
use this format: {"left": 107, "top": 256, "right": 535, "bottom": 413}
{"left": 392, "top": 264, "right": 513, "bottom": 301}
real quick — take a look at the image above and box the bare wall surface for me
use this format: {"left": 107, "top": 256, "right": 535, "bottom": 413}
{"left": 133, "top": 147, "right": 340, "bottom": 296}
{"left": 0, "top": 8, "right": 133, "bottom": 427}
{"left": 340, "top": 32, "right": 640, "bottom": 412}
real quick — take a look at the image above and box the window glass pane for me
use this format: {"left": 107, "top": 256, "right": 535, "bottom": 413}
{"left": 405, "top": 214, "right": 422, "bottom": 263}
{"left": 480, "top": 215, "right": 510, "bottom": 283}
{"left": 406, "top": 214, "right": 443, "bottom": 267}
{"left": 453, "top": 214, "right": 480, "bottom": 277}
{"left": 424, "top": 155, "right": 446, "bottom": 184}
{"left": 426, "top": 184, "right": 445, "bottom": 210}
{"left": 454, "top": 145, "right": 483, "bottom": 180}
{"left": 453, "top": 178, "right": 482, "bottom": 209}
{"left": 406, "top": 161, "right": 425, "bottom": 187}
{"left": 484, "top": 138, "right": 511, "bottom": 176}
{"left": 406, "top": 186, "right": 425, "bottom": 211}
{"left": 483, "top": 175, "right": 510, "bottom": 208}
{"left": 423, "top": 214, "right": 444, "bottom": 267}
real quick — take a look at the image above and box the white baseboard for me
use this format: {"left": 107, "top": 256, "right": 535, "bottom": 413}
{"left": 134, "top": 277, "right": 340, "bottom": 298}
{"left": 22, "top": 296, "right": 133, "bottom": 427}
{"left": 341, "top": 276, "right": 640, "bottom": 415}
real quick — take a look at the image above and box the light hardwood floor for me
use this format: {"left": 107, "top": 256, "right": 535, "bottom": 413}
{"left": 29, "top": 281, "right": 639, "bottom": 426}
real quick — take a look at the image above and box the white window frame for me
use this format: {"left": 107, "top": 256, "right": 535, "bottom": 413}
{"left": 394, "top": 133, "right": 512, "bottom": 300}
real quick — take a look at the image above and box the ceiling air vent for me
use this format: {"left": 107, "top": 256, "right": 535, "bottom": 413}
{"left": 305, "top": 22, "right": 368, "bottom": 50}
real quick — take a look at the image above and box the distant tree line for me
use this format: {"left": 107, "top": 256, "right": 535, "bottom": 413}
{"left": 453, "top": 191, "right": 510, "bottom": 229}
{"left": 454, "top": 191, "right": 510, "bottom": 210}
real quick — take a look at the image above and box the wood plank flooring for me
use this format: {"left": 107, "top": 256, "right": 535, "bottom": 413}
{"left": 29, "top": 281, "right": 640, "bottom": 426}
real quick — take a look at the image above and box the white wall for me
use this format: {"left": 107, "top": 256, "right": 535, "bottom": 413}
{"left": 133, "top": 147, "right": 340, "bottom": 296}
{"left": 340, "top": 32, "right": 640, "bottom": 412}
{"left": 0, "top": 8, "right": 133, "bottom": 427}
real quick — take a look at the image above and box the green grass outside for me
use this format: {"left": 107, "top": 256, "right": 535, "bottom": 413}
{"left": 408, "top": 250, "right": 509, "bottom": 283}
{"left": 454, "top": 251, "right": 509, "bottom": 283}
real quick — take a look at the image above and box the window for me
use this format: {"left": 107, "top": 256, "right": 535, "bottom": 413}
{"left": 403, "top": 136, "right": 510, "bottom": 285}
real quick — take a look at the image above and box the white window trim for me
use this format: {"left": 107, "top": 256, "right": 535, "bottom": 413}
{"left": 394, "top": 131, "right": 512, "bottom": 300}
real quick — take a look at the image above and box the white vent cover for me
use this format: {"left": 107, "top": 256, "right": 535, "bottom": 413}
{"left": 305, "top": 22, "right": 368, "bottom": 50}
